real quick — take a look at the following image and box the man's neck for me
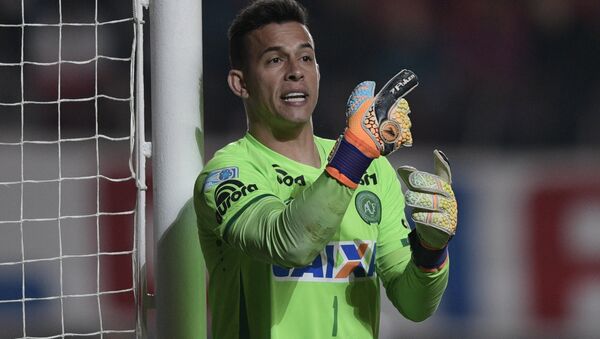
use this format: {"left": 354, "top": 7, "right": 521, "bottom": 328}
{"left": 249, "top": 122, "right": 321, "bottom": 168}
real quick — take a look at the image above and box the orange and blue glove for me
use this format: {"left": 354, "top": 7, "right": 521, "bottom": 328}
{"left": 326, "top": 69, "right": 418, "bottom": 189}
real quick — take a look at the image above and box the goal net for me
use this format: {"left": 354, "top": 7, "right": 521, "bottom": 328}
{"left": 0, "top": 0, "right": 145, "bottom": 337}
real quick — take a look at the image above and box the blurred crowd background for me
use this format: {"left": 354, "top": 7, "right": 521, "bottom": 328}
{"left": 1, "top": 0, "right": 600, "bottom": 338}
{"left": 2, "top": 0, "right": 600, "bottom": 149}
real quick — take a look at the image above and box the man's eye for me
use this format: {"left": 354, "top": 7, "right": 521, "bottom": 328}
{"left": 269, "top": 57, "right": 282, "bottom": 64}
{"left": 301, "top": 55, "right": 313, "bottom": 62}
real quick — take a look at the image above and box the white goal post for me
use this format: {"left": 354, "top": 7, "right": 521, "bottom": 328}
{"left": 149, "top": 0, "right": 206, "bottom": 337}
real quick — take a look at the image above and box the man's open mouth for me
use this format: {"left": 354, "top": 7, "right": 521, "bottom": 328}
{"left": 281, "top": 92, "right": 308, "bottom": 102}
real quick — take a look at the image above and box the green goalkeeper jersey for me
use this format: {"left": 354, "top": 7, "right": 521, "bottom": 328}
{"left": 194, "top": 133, "right": 448, "bottom": 339}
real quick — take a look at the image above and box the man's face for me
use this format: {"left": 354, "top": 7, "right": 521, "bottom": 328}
{"left": 241, "top": 22, "right": 320, "bottom": 129}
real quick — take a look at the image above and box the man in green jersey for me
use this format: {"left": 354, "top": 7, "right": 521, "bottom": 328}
{"left": 194, "top": 1, "right": 458, "bottom": 338}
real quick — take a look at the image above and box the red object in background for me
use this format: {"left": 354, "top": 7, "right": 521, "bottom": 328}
{"left": 99, "top": 174, "right": 135, "bottom": 310}
{"left": 100, "top": 171, "right": 154, "bottom": 306}
{"left": 530, "top": 178, "right": 600, "bottom": 322}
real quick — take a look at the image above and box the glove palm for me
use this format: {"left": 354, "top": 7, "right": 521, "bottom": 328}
{"left": 397, "top": 150, "right": 457, "bottom": 249}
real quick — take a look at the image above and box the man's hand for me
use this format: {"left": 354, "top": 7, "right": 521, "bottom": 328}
{"left": 397, "top": 150, "right": 457, "bottom": 250}
{"left": 326, "top": 70, "right": 418, "bottom": 189}
{"left": 344, "top": 69, "right": 418, "bottom": 158}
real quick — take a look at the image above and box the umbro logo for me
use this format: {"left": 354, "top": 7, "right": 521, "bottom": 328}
{"left": 359, "top": 172, "right": 378, "bottom": 186}
{"left": 272, "top": 164, "right": 306, "bottom": 186}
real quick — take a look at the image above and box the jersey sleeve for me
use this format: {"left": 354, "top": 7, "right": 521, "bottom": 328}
{"left": 194, "top": 156, "right": 355, "bottom": 268}
{"left": 375, "top": 158, "right": 449, "bottom": 322}
{"left": 194, "top": 156, "right": 274, "bottom": 239}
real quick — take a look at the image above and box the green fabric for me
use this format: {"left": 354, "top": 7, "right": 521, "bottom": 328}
{"left": 156, "top": 199, "right": 206, "bottom": 339}
{"left": 194, "top": 133, "right": 448, "bottom": 339}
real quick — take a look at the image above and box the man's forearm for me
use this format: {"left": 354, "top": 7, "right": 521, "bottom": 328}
{"left": 379, "top": 249, "right": 449, "bottom": 322}
{"left": 224, "top": 173, "right": 353, "bottom": 267}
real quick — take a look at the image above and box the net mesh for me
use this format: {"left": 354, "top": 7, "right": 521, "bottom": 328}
{"left": 0, "top": 0, "right": 138, "bottom": 337}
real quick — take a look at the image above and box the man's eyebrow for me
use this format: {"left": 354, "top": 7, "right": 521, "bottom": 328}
{"left": 259, "top": 43, "right": 314, "bottom": 57}
{"left": 298, "top": 42, "right": 314, "bottom": 51}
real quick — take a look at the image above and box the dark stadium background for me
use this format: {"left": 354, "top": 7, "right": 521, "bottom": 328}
{"left": 1, "top": 0, "right": 599, "bottom": 337}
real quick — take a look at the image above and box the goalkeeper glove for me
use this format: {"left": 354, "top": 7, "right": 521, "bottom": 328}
{"left": 397, "top": 150, "right": 457, "bottom": 269}
{"left": 326, "top": 69, "right": 418, "bottom": 189}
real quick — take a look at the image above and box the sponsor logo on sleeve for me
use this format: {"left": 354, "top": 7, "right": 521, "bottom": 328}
{"left": 203, "top": 167, "right": 239, "bottom": 192}
{"left": 359, "top": 172, "right": 378, "bottom": 186}
{"left": 214, "top": 179, "right": 258, "bottom": 224}
{"left": 355, "top": 191, "right": 382, "bottom": 225}
{"left": 272, "top": 240, "right": 376, "bottom": 282}
{"left": 272, "top": 164, "right": 306, "bottom": 186}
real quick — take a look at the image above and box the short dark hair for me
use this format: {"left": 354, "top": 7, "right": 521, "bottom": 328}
{"left": 228, "top": 0, "right": 308, "bottom": 69}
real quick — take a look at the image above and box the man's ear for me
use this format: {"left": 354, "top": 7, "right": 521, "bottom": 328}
{"left": 316, "top": 63, "right": 321, "bottom": 82}
{"left": 227, "top": 69, "right": 249, "bottom": 99}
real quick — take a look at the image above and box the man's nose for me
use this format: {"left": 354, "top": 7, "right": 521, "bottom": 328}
{"left": 286, "top": 61, "right": 304, "bottom": 81}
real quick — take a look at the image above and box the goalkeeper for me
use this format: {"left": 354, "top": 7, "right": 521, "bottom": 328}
{"left": 194, "top": 0, "right": 458, "bottom": 338}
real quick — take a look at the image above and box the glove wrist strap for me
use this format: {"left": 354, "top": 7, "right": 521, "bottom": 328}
{"left": 408, "top": 229, "right": 448, "bottom": 272}
{"left": 343, "top": 130, "right": 380, "bottom": 159}
{"left": 326, "top": 136, "right": 373, "bottom": 189}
